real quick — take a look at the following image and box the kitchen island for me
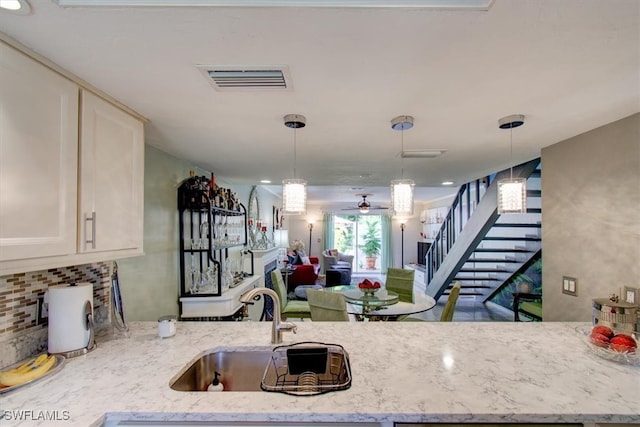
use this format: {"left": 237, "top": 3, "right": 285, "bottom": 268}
{"left": 1, "top": 321, "right": 639, "bottom": 426}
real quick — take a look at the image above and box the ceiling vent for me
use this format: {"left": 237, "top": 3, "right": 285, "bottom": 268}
{"left": 197, "top": 65, "right": 291, "bottom": 91}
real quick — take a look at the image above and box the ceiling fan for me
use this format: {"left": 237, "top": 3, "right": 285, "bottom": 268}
{"left": 342, "top": 194, "right": 389, "bottom": 214}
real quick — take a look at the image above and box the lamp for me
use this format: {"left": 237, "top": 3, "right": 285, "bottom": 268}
{"left": 358, "top": 195, "right": 371, "bottom": 214}
{"left": 273, "top": 229, "right": 289, "bottom": 248}
{"left": 400, "top": 222, "right": 406, "bottom": 266}
{"left": 282, "top": 114, "right": 307, "bottom": 215}
{"left": 390, "top": 115, "right": 415, "bottom": 217}
{"left": 497, "top": 114, "right": 526, "bottom": 214}
{"left": 308, "top": 223, "right": 313, "bottom": 254}
{"left": 273, "top": 229, "right": 289, "bottom": 268}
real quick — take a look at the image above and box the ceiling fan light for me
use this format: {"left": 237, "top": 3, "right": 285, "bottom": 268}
{"left": 497, "top": 178, "right": 527, "bottom": 214}
{"left": 391, "top": 179, "right": 415, "bottom": 217}
{"left": 359, "top": 206, "right": 370, "bottom": 214}
{"left": 282, "top": 178, "right": 307, "bottom": 215}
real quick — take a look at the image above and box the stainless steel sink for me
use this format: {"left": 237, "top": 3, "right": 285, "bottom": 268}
{"left": 170, "top": 348, "right": 272, "bottom": 392}
{"left": 169, "top": 343, "right": 352, "bottom": 395}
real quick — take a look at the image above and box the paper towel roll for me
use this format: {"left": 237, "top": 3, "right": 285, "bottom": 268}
{"left": 47, "top": 283, "right": 93, "bottom": 354}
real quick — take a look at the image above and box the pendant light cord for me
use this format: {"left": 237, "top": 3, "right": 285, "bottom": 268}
{"left": 400, "top": 116, "right": 405, "bottom": 179}
{"left": 293, "top": 125, "right": 297, "bottom": 179}
{"left": 509, "top": 124, "right": 513, "bottom": 180}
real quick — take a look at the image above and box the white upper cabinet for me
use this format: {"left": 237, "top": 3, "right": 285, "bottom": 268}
{"left": 0, "top": 40, "right": 145, "bottom": 275}
{"left": 0, "top": 42, "right": 79, "bottom": 261}
{"left": 78, "top": 91, "right": 144, "bottom": 254}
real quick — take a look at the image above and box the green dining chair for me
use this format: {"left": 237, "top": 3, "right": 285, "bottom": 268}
{"left": 402, "top": 281, "right": 461, "bottom": 322}
{"left": 271, "top": 270, "right": 311, "bottom": 320}
{"left": 306, "top": 289, "right": 350, "bottom": 321}
{"left": 440, "top": 282, "right": 461, "bottom": 322}
{"left": 385, "top": 268, "right": 415, "bottom": 303}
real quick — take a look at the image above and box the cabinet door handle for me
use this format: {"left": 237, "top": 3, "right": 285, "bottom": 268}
{"left": 85, "top": 211, "right": 96, "bottom": 249}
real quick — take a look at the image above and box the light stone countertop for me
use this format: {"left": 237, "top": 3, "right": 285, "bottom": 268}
{"left": 1, "top": 321, "right": 639, "bottom": 426}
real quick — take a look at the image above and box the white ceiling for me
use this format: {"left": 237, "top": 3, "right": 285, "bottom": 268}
{"left": 1, "top": 0, "right": 638, "bottom": 206}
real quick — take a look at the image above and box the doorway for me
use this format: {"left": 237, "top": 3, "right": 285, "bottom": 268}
{"left": 333, "top": 215, "right": 383, "bottom": 273}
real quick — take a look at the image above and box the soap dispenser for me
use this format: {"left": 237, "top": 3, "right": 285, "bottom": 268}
{"left": 207, "top": 371, "right": 224, "bottom": 391}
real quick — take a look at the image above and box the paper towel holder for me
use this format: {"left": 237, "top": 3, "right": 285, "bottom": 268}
{"left": 57, "top": 301, "right": 97, "bottom": 359}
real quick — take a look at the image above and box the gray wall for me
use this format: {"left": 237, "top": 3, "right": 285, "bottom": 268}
{"left": 118, "top": 146, "right": 279, "bottom": 321}
{"left": 541, "top": 113, "right": 640, "bottom": 321}
{"left": 116, "top": 146, "right": 192, "bottom": 321}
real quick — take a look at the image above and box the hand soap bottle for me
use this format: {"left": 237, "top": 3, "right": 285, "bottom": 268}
{"left": 207, "top": 371, "right": 224, "bottom": 391}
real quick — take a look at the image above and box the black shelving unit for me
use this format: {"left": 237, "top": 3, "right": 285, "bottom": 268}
{"left": 177, "top": 176, "right": 248, "bottom": 317}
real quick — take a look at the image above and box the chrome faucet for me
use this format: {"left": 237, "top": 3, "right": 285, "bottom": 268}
{"left": 240, "top": 287, "right": 297, "bottom": 344}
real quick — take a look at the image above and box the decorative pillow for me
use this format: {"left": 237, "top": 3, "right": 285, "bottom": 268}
{"left": 292, "top": 253, "right": 303, "bottom": 265}
{"left": 301, "top": 256, "right": 311, "bottom": 265}
{"left": 329, "top": 249, "right": 338, "bottom": 257}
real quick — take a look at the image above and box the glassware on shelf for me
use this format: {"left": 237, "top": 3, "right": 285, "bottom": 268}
{"left": 222, "top": 258, "right": 233, "bottom": 292}
{"left": 191, "top": 237, "right": 201, "bottom": 250}
{"left": 199, "top": 263, "right": 218, "bottom": 294}
{"left": 199, "top": 221, "right": 209, "bottom": 250}
{"left": 188, "top": 254, "right": 201, "bottom": 294}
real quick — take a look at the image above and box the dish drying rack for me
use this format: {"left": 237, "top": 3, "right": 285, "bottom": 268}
{"left": 260, "top": 342, "right": 351, "bottom": 396}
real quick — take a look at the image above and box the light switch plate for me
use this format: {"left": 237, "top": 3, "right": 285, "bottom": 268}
{"left": 562, "top": 276, "right": 577, "bottom": 296}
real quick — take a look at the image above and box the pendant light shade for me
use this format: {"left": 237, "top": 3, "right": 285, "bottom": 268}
{"left": 282, "top": 114, "right": 307, "bottom": 215}
{"left": 497, "top": 114, "right": 526, "bottom": 214}
{"left": 282, "top": 178, "right": 307, "bottom": 215}
{"left": 391, "top": 179, "right": 415, "bottom": 216}
{"left": 390, "top": 115, "right": 415, "bottom": 217}
{"left": 497, "top": 178, "right": 526, "bottom": 213}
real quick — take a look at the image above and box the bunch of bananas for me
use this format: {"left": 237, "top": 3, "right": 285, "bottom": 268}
{"left": 0, "top": 353, "right": 56, "bottom": 387}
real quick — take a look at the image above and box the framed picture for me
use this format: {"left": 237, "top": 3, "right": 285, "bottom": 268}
{"left": 623, "top": 286, "right": 638, "bottom": 305}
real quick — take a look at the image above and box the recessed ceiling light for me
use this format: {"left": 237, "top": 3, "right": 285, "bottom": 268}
{"left": 260, "top": 179, "right": 271, "bottom": 184}
{"left": 55, "top": 0, "right": 494, "bottom": 9}
{"left": 0, "top": 0, "right": 31, "bottom": 14}
{"left": 442, "top": 181, "right": 455, "bottom": 186}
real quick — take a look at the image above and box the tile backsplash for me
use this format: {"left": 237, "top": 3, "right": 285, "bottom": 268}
{"left": 0, "top": 262, "right": 111, "bottom": 366}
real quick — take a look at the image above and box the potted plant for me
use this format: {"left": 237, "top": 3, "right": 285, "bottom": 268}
{"left": 360, "top": 219, "right": 381, "bottom": 270}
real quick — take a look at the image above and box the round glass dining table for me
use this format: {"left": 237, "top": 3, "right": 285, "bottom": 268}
{"left": 327, "top": 285, "right": 437, "bottom": 321}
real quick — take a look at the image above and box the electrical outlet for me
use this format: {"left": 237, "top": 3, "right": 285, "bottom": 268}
{"left": 36, "top": 296, "right": 48, "bottom": 325}
{"left": 562, "top": 276, "right": 577, "bottom": 296}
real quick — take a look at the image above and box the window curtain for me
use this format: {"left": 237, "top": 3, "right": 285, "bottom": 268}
{"left": 381, "top": 214, "right": 393, "bottom": 274}
{"left": 322, "top": 212, "right": 334, "bottom": 251}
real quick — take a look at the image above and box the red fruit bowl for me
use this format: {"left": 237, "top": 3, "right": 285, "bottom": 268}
{"left": 357, "top": 282, "right": 380, "bottom": 297}
{"left": 577, "top": 326, "right": 640, "bottom": 366}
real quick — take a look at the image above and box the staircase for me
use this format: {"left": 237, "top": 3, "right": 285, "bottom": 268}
{"left": 424, "top": 158, "right": 541, "bottom": 302}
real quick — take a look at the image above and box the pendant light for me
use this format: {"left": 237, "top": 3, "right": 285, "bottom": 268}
{"left": 497, "top": 114, "right": 526, "bottom": 214}
{"left": 390, "top": 115, "right": 415, "bottom": 217}
{"left": 282, "top": 114, "right": 307, "bottom": 215}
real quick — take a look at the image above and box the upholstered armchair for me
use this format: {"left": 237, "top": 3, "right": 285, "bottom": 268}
{"left": 287, "top": 256, "right": 320, "bottom": 292}
{"left": 321, "top": 249, "right": 354, "bottom": 272}
{"left": 321, "top": 249, "right": 354, "bottom": 286}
